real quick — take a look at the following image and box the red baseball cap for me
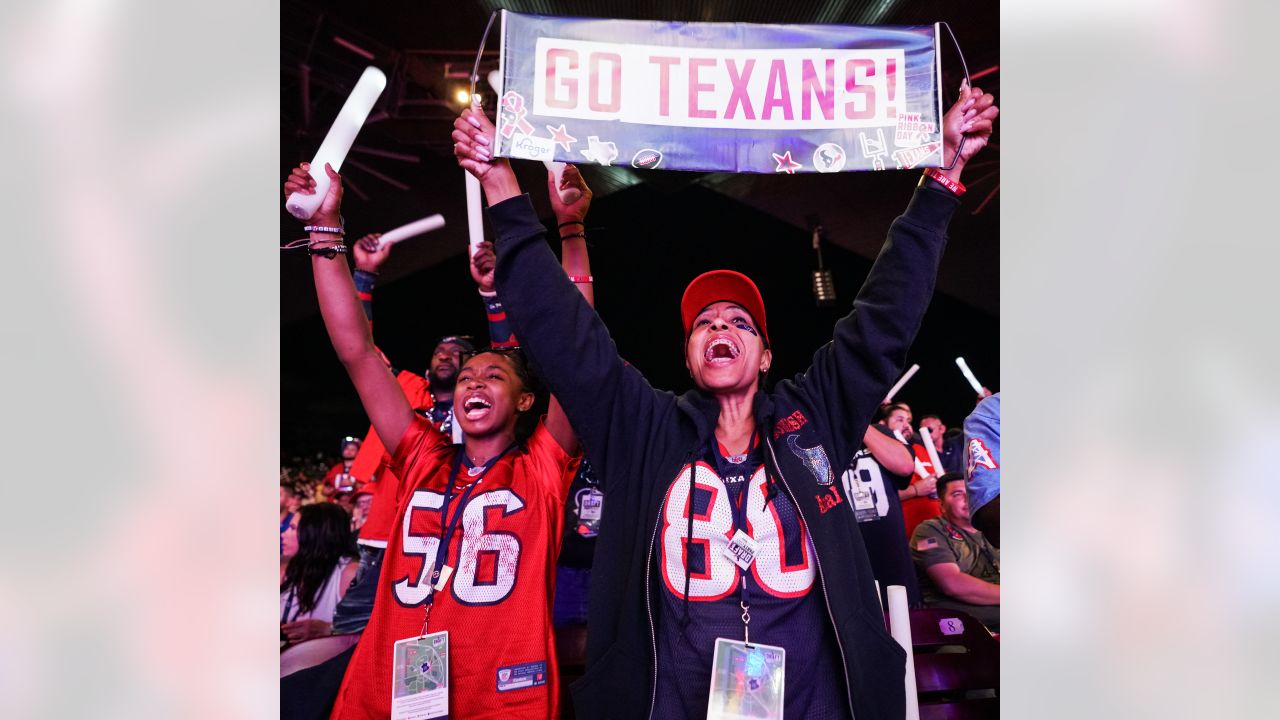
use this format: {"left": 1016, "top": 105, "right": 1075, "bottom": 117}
{"left": 680, "top": 270, "right": 769, "bottom": 347}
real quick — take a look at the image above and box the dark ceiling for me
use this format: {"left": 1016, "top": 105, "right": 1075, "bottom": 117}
{"left": 280, "top": 1, "right": 1000, "bottom": 455}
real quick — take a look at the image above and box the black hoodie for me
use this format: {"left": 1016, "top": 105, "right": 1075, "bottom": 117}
{"left": 491, "top": 181, "right": 960, "bottom": 720}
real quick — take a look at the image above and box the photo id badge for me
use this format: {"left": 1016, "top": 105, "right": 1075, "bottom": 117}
{"left": 392, "top": 631, "right": 449, "bottom": 720}
{"left": 723, "top": 529, "right": 758, "bottom": 571}
{"left": 575, "top": 487, "right": 604, "bottom": 538}
{"left": 707, "top": 637, "right": 785, "bottom": 720}
{"left": 852, "top": 485, "right": 878, "bottom": 523}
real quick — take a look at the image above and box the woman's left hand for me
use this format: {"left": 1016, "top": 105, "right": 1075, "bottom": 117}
{"left": 281, "top": 619, "right": 332, "bottom": 643}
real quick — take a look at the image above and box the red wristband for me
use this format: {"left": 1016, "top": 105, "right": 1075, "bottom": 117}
{"left": 922, "top": 167, "right": 965, "bottom": 196}
{"left": 567, "top": 275, "right": 593, "bottom": 284}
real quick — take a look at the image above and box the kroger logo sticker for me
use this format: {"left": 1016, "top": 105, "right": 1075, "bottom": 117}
{"left": 631, "top": 148, "right": 663, "bottom": 169}
{"left": 510, "top": 133, "right": 557, "bottom": 161}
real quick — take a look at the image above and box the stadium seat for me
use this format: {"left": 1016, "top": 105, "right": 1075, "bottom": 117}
{"left": 908, "top": 607, "right": 999, "bottom": 719}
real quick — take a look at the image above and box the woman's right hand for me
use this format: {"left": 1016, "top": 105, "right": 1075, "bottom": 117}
{"left": 453, "top": 107, "right": 506, "bottom": 181}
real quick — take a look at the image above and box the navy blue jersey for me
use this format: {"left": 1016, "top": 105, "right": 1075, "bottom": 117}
{"left": 841, "top": 424, "right": 921, "bottom": 606}
{"left": 653, "top": 443, "right": 848, "bottom": 719}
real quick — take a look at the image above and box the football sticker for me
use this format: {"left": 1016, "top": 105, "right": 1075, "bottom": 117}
{"left": 631, "top": 148, "right": 663, "bottom": 169}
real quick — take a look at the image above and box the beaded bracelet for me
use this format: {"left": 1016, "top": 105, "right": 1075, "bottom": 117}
{"left": 304, "top": 222, "right": 345, "bottom": 234}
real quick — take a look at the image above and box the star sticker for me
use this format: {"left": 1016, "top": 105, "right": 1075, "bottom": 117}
{"left": 546, "top": 123, "right": 577, "bottom": 153}
{"left": 772, "top": 150, "right": 802, "bottom": 174}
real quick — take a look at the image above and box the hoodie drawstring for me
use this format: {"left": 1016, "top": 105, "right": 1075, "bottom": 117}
{"left": 679, "top": 448, "right": 696, "bottom": 632}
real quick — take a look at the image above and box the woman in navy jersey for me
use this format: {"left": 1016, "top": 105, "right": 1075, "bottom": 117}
{"left": 454, "top": 84, "right": 997, "bottom": 720}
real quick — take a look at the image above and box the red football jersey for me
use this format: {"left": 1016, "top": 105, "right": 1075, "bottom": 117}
{"left": 350, "top": 370, "right": 435, "bottom": 546}
{"left": 331, "top": 415, "right": 578, "bottom": 720}
{"left": 900, "top": 443, "right": 942, "bottom": 538}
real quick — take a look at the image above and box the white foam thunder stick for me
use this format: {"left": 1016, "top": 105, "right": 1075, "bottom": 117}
{"left": 883, "top": 363, "right": 920, "bottom": 404}
{"left": 286, "top": 66, "right": 387, "bottom": 220}
{"left": 955, "top": 357, "right": 984, "bottom": 394}
{"left": 375, "top": 215, "right": 446, "bottom": 251}
{"left": 486, "top": 70, "right": 580, "bottom": 205}
{"left": 918, "top": 426, "right": 945, "bottom": 477}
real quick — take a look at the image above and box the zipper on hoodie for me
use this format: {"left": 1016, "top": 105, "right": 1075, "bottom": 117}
{"left": 644, "top": 479, "right": 668, "bottom": 720}
{"left": 765, "top": 440, "right": 858, "bottom": 720}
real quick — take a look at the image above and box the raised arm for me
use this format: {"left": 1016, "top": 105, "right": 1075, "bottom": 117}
{"left": 862, "top": 425, "right": 914, "bottom": 476}
{"left": 798, "top": 85, "right": 998, "bottom": 470}
{"left": 463, "top": 163, "right": 595, "bottom": 457}
{"left": 453, "top": 108, "right": 672, "bottom": 480}
{"left": 543, "top": 163, "right": 595, "bottom": 455}
{"left": 284, "top": 162, "right": 413, "bottom": 454}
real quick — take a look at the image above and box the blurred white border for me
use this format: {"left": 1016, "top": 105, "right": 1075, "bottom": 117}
{"left": 0, "top": 1, "right": 278, "bottom": 718}
{"left": 1004, "top": 1, "right": 1279, "bottom": 718}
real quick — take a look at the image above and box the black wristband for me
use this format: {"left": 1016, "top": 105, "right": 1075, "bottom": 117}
{"left": 308, "top": 243, "right": 348, "bottom": 259}
{"left": 557, "top": 220, "right": 585, "bottom": 229}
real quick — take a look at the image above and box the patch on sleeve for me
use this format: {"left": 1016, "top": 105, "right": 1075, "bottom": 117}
{"left": 967, "top": 438, "right": 999, "bottom": 474}
{"left": 496, "top": 661, "right": 547, "bottom": 692}
{"left": 916, "top": 537, "right": 939, "bottom": 551}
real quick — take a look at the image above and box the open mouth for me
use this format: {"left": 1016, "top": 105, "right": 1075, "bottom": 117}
{"left": 462, "top": 394, "right": 493, "bottom": 420}
{"left": 703, "top": 336, "right": 741, "bottom": 367}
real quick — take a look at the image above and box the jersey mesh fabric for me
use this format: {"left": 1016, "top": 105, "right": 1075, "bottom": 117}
{"left": 653, "top": 453, "right": 848, "bottom": 720}
{"left": 330, "top": 415, "right": 577, "bottom": 720}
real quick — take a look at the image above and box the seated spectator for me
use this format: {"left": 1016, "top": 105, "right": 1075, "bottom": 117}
{"left": 348, "top": 484, "right": 373, "bottom": 534}
{"left": 280, "top": 482, "right": 301, "bottom": 553}
{"left": 910, "top": 473, "right": 1000, "bottom": 632}
{"left": 280, "top": 503, "right": 359, "bottom": 646}
{"left": 964, "top": 392, "right": 1001, "bottom": 547}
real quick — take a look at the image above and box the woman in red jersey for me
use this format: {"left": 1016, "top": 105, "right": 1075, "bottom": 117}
{"left": 284, "top": 158, "right": 594, "bottom": 719}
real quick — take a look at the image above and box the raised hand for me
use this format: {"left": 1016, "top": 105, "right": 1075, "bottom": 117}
{"left": 470, "top": 240, "right": 497, "bottom": 294}
{"left": 452, "top": 106, "right": 502, "bottom": 180}
{"left": 940, "top": 81, "right": 999, "bottom": 179}
{"left": 547, "top": 163, "right": 593, "bottom": 227}
{"left": 352, "top": 233, "right": 389, "bottom": 273}
{"left": 283, "top": 162, "right": 344, "bottom": 227}
{"left": 453, "top": 105, "right": 520, "bottom": 204}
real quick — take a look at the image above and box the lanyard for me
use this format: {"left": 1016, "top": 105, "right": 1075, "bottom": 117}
{"left": 709, "top": 431, "right": 761, "bottom": 645}
{"left": 418, "top": 442, "right": 517, "bottom": 636}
